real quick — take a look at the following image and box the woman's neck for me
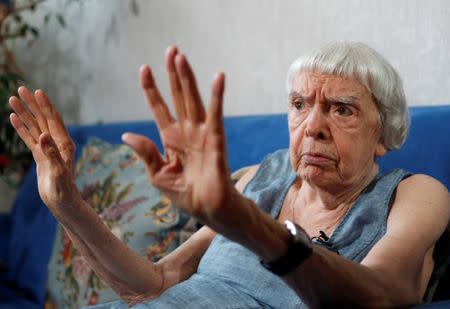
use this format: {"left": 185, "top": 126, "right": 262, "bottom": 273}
{"left": 300, "top": 164, "right": 379, "bottom": 211}
{"left": 286, "top": 164, "right": 380, "bottom": 236}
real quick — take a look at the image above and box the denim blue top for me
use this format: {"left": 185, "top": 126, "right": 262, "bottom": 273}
{"left": 88, "top": 149, "right": 413, "bottom": 309}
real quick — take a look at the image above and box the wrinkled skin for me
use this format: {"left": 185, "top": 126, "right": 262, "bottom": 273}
{"left": 9, "top": 47, "right": 235, "bottom": 228}
{"left": 9, "top": 87, "right": 79, "bottom": 218}
{"left": 288, "top": 71, "right": 387, "bottom": 197}
{"left": 123, "top": 48, "right": 235, "bottom": 224}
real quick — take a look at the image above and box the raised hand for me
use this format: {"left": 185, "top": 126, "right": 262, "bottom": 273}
{"left": 122, "top": 47, "right": 235, "bottom": 226}
{"left": 9, "top": 87, "right": 81, "bottom": 217}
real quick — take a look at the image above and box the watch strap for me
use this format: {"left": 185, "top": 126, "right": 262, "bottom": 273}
{"left": 260, "top": 221, "right": 313, "bottom": 276}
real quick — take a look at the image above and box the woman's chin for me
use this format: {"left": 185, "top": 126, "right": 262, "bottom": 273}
{"left": 299, "top": 165, "right": 334, "bottom": 186}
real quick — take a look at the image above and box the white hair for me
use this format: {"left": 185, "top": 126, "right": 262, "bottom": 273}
{"left": 286, "top": 41, "right": 409, "bottom": 150}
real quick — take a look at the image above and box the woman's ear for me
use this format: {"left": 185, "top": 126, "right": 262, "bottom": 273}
{"left": 375, "top": 141, "right": 387, "bottom": 157}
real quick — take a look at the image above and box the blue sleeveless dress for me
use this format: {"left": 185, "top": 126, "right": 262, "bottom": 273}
{"left": 87, "top": 149, "right": 413, "bottom": 309}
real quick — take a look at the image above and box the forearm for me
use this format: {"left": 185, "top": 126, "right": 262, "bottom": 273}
{"left": 216, "top": 194, "right": 419, "bottom": 308}
{"left": 206, "top": 189, "right": 289, "bottom": 262}
{"left": 54, "top": 195, "right": 163, "bottom": 304}
{"left": 155, "top": 226, "right": 217, "bottom": 290}
{"left": 283, "top": 246, "right": 419, "bottom": 308}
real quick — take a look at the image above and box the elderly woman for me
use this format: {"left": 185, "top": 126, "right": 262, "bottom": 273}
{"left": 9, "top": 42, "right": 450, "bottom": 308}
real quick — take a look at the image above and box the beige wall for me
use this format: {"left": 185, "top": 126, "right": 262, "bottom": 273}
{"left": 16, "top": 0, "right": 450, "bottom": 124}
{"left": 2, "top": 0, "right": 448, "bottom": 213}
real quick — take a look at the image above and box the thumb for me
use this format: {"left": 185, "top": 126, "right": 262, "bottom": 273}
{"left": 122, "top": 132, "right": 164, "bottom": 176}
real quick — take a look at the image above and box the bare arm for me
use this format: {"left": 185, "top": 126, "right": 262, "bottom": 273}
{"left": 8, "top": 87, "right": 168, "bottom": 304}
{"left": 226, "top": 174, "right": 450, "bottom": 307}
{"left": 56, "top": 198, "right": 163, "bottom": 304}
{"left": 51, "top": 200, "right": 217, "bottom": 305}
{"left": 112, "top": 46, "right": 449, "bottom": 307}
{"left": 154, "top": 166, "right": 258, "bottom": 293}
{"left": 8, "top": 85, "right": 259, "bottom": 305}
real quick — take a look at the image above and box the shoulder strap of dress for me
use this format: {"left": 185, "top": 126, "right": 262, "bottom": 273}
{"left": 242, "top": 149, "right": 296, "bottom": 216}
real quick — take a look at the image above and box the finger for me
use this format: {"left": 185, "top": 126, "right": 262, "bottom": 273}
{"left": 121, "top": 132, "right": 165, "bottom": 176}
{"left": 140, "top": 65, "right": 174, "bottom": 130}
{"left": 9, "top": 96, "right": 41, "bottom": 142}
{"left": 34, "top": 90, "right": 76, "bottom": 169}
{"left": 39, "top": 132, "right": 66, "bottom": 169}
{"left": 175, "top": 54, "right": 206, "bottom": 123}
{"left": 34, "top": 89, "right": 65, "bottom": 131}
{"left": 18, "top": 86, "right": 49, "bottom": 134}
{"left": 165, "top": 46, "right": 186, "bottom": 122}
{"left": 9, "top": 113, "right": 37, "bottom": 150}
{"left": 206, "top": 72, "right": 226, "bottom": 135}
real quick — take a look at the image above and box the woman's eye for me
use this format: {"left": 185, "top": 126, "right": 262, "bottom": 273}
{"left": 336, "top": 105, "right": 353, "bottom": 116}
{"left": 293, "top": 101, "right": 304, "bottom": 110}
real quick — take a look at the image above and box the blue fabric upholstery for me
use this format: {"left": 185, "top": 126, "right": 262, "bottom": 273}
{"left": 0, "top": 105, "right": 449, "bottom": 308}
{"left": 379, "top": 106, "right": 450, "bottom": 187}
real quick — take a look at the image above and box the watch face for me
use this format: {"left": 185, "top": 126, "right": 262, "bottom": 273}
{"left": 285, "top": 220, "right": 298, "bottom": 235}
{"left": 284, "top": 220, "right": 311, "bottom": 245}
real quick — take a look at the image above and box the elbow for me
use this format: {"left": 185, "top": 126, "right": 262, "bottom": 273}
{"left": 394, "top": 288, "right": 422, "bottom": 307}
{"left": 325, "top": 281, "right": 422, "bottom": 308}
{"left": 388, "top": 275, "right": 424, "bottom": 307}
{"left": 121, "top": 293, "right": 156, "bottom": 307}
{"left": 324, "top": 290, "right": 421, "bottom": 309}
{"left": 117, "top": 266, "right": 165, "bottom": 306}
{"left": 365, "top": 268, "right": 423, "bottom": 308}
{"left": 373, "top": 283, "right": 422, "bottom": 308}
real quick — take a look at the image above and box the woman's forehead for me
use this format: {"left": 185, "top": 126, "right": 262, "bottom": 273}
{"left": 291, "top": 70, "right": 370, "bottom": 99}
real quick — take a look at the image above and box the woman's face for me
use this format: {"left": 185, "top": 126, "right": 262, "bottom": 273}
{"left": 288, "top": 71, "right": 387, "bottom": 190}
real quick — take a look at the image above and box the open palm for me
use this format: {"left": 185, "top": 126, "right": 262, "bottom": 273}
{"left": 9, "top": 87, "right": 79, "bottom": 216}
{"left": 123, "top": 47, "right": 234, "bottom": 224}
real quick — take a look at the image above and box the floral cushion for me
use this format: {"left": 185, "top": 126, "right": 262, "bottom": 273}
{"left": 46, "top": 137, "right": 191, "bottom": 308}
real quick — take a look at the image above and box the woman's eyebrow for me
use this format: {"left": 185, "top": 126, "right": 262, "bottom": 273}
{"left": 326, "top": 95, "right": 359, "bottom": 104}
{"left": 289, "top": 92, "right": 360, "bottom": 104}
{"left": 289, "top": 91, "right": 309, "bottom": 100}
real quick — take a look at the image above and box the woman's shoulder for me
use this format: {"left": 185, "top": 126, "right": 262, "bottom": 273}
{"left": 389, "top": 173, "right": 450, "bottom": 233}
{"left": 397, "top": 173, "right": 449, "bottom": 203}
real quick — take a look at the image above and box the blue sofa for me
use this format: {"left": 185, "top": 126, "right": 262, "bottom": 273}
{"left": 0, "top": 105, "right": 449, "bottom": 308}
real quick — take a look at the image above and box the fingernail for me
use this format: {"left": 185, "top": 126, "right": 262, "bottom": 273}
{"left": 166, "top": 45, "right": 177, "bottom": 56}
{"left": 140, "top": 65, "right": 149, "bottom": 73}
{"left": 175, "top": 54, "right": 183, "bottom": 64}
{"left": 214, "top": 72, "right": 225, "bottom": 81}
{"left": 35, "top": 90, "right": 46, "bottom": 105}
{"left": 176, "top": 54, "right": 189, "bottom": 77}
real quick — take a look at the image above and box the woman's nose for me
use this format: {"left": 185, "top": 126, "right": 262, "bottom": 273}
{"left": 305, "top": 106, "right": 329, "bottom": 140}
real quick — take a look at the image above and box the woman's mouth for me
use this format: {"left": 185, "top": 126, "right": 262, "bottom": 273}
{"left": 301, "top": 152, "right": 335, "bottom": 165}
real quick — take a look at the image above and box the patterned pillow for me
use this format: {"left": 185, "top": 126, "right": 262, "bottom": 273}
{"left": 46, "top": 137, "right": 191, "bottom": 308}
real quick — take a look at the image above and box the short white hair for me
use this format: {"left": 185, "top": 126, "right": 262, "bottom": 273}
{"left": 286, "top": 41, "right": 409, "bottom": 150}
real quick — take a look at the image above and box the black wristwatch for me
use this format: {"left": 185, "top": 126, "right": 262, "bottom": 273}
{"left": 260, "top": 220, "right": 313, "bottom": 276}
